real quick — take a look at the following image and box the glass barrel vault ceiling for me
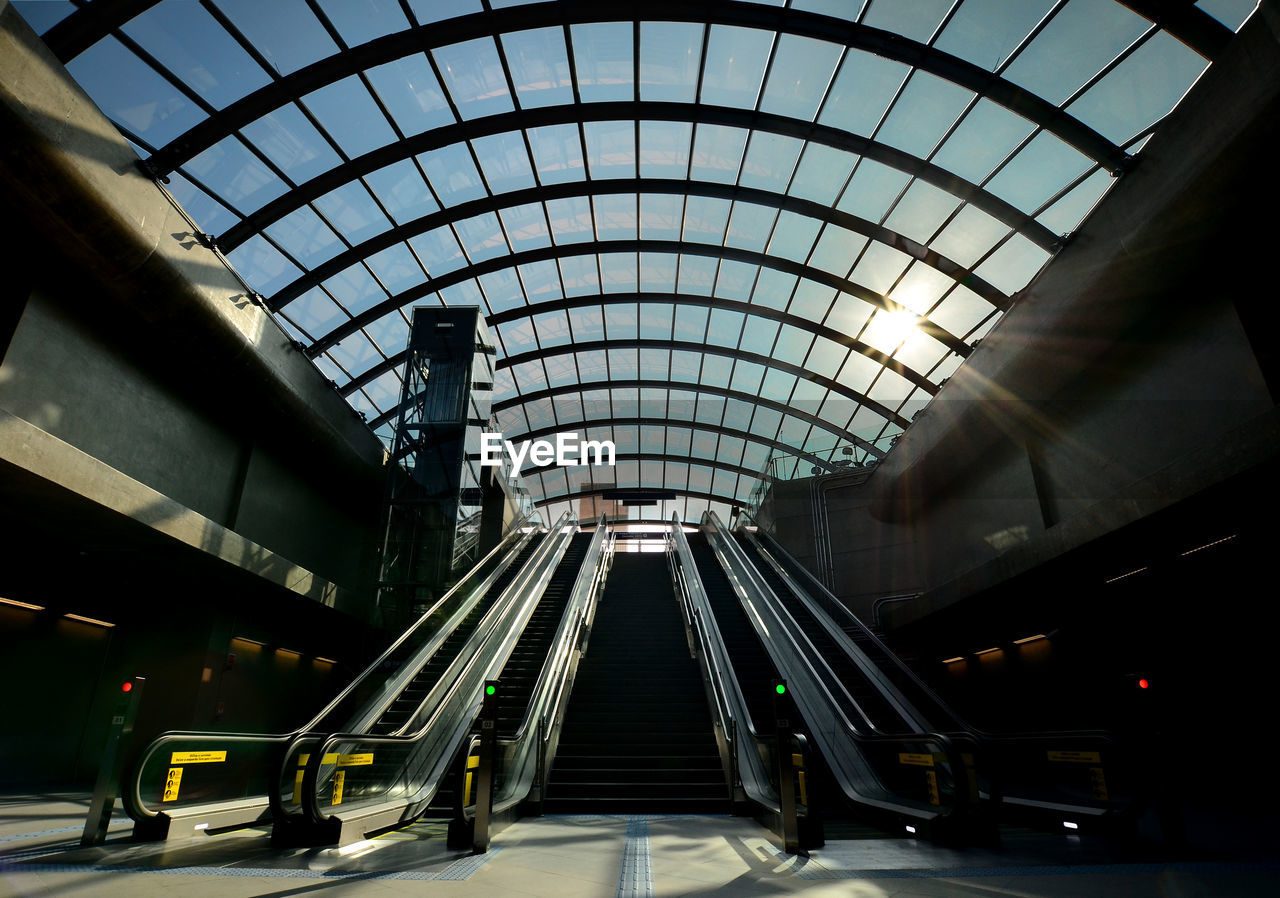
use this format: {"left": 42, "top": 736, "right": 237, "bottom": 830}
{"left": 15, "top": 0, "right": 1258, "bottom": 523}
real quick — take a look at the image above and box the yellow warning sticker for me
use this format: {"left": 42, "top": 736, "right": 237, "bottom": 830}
{"left": 297, "top": 753, "right": 339, "bottom": 766}
{"left": 292, "top": 769, "right": 304, "bottom": 805}
{"left": 1089, "top": 767, "right": 1110, "bottom": 801}
{"left": 170, "top": 750, "right": 227, "bottom": 764}
{"left": 332, "top": 770, "right": 345, "bottom": 806}
{"left": 898, "top": 752, "right": 935, "bottom": 767}
{"left": 337, "top": 753, "right": 374, "bottom": 767}
{"left": 925, "top": 770, "right": 940, "bottom": 806}
{"left": 162, "top": 767, "right": 183, "bottom": 802}
{"left": 1047, "top": 750, "right": 1102, "bottom": 764}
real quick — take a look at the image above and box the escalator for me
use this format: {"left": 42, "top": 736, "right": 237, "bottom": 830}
{"left": 495, "top": 533, "right": 591, "bottom": 740}
{"left": 124, "top": 522, "right": 547, "bottom": 842}
{"left": 692, "top": 513, "right": 976, "bottom": 842}
{"left": 734, "top": 533, "right": 914, "bottom": 739}
{"left": 686, "top": 533, "right": 780, "bottom": 740}
{"left": 286, "top": 515, "right": 612, "bottom": 846}
{"left": 370, "top": 533, "right": 546, "bottom": 735}
{"left": 739, "top": 523, "right": 1133, "bottom": 836}
{"left": 545, "top": 551, "right": 728, "bottom": 814}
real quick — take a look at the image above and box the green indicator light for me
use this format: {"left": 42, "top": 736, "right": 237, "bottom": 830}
{"left": 775, "top": 684, "right": 786, "bottom": 695}
{"left": 486, "top": 685, "right": 496, "bottom": 696}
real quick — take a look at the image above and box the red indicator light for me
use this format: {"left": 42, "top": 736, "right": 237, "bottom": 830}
{"left": 1138, "top": 678, "right": 1149, "bottom": 689}
{"left": 121, "top": 681, "right": 133, "bottom": 693}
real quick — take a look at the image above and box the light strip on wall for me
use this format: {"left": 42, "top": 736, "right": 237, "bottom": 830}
{"left": 275, "top": 647, "right": 301, "bottom": 658}
{"left": 1180, "top": 534, "right": 1237, "bottom": 556}
{"left": 974, "top": 647, "right": 1001, "bottom": 656}
{"left": 1104, "top": 566, "right": 1148, "bottom": 584}
{"left": 1013, "top": 634, "right": 1048, "bottom": 645}
{"left": 315, "top": 657, "right": 337, "bottom": 665}
{"left": 941, "top": 656, "right": 965, "bottom": 664}
{"left": 1, "top": 597, "right": 45, "bottom": 611}
{"left": 63, "top": 613, "right": 115, "bottom": 628}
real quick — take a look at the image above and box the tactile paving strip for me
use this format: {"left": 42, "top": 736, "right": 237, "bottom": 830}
{"left": 615, "top": 817, "right": 653, "bottom": 898}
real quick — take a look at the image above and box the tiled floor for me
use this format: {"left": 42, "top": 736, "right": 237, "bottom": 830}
{"left": 2, "top": 795, "right": 1277, "bottom": 897}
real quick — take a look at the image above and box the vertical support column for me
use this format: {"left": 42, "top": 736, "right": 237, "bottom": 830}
{"left": 81, "top": 675, "right": 144, "bottom": 846}
{"left": 473, "top": 679, "right": 499, "bottom": 853}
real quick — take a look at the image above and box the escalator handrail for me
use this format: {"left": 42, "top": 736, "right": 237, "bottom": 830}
{"left": 704, "top": 510, "right": 969, "bottom": 821}
{"left": 299, "top": 513, "right": 577, "bottom": 827}
{"left": 747, "top": 521, "right": 1119, "bottom": 747}
{"left": 472, "top": 516, "right": 615, "bottom": 819}
{"left": 123, "top": 518, "right": 538, "bottom": 826}
{"left": 669, "top": 514, "right": 781, "bottom": 815}
{"left": 507, "top": 517, "right": 609, "bottom": 743}
{"left": 739, "top": 529, "right": 931, "bottom": 733}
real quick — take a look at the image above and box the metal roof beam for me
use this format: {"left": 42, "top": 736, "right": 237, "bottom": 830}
{"left": 138, "top": 1, "right": 1131, "bottom": 178}
{"left": 256, "top": 178, "right": 1010, "bottom": 312}
{"left": 304, "top": 239, "right": 972, "bottom": 358}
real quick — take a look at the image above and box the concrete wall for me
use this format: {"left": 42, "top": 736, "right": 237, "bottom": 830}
{"left": 0, "top": 2, "right": 391, "bottom": 786}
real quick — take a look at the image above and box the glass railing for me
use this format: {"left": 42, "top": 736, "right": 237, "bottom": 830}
{"left": 293, "top": 513, "right": 579, "bottom": 843}
{"left": 124, "top": 521, "right": 539, "bottom": 838}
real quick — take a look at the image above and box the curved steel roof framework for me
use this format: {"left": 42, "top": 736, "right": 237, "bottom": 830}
{"left": 16, "top": 0, "right": 1250, "bottom": 523}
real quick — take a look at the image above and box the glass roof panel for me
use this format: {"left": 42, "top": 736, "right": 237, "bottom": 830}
{"left": 933, "top": 0, "right": 1058, "bottom": 72}
{"left": 739, "top": 132, "right": 805, "bottom": 194}
{"left": 790, "top": 144, "right": 859, "bottom": 206}
{"left": 931, "top": 99, "right": 1036, "bottom": 185}
{"left": 640, "top": 22, "right": 703, "bottom": 104}
{"left": 28, "top": 0, "right": 1227, "bottom": 510}
{"left": 876, "top": 72, "right": 977, "bottom": 159}
{"left": 639, "top": 121, "right": 693, "bottom": 179}
{"left": 758, "top": 34, "right": 843, "bottom": 121}
{"left": 66, "top": 37, "right": 207, "bottom": 146}
{"left": 528, "top": 124, "right": 587, "bottom": 184}
{"left": 501, "top": 27, "right": 574, "bottom": 109}
{"left": 1067, "top": 31, "right": 1209, "bottom": 144}
{"left": 700, "top": 25, "right": 774, "bottom": 109}
{"left": 121, "top": 2, "right": 271, "bottom": 111}
{"left": 862, "top": 0, "right": 953, "bottom": 43}
{"left": 584, "top": 121, "right": 637, "bottom": 179}
{"left": 217, "top": 0, "right": 339, "bottom": 76}
{"left": 314, "top": 181, "right": 394, "bottom": 246}
{"left": 433, "top": 37, "right": 515, "bottom": 118}
{"left": 571, "top": 22, "right": 634, "bottom": 103}
{"left": 818, "top": 51, "right": 911, "bottom": 136}
{"left": 266, "top": 206, "right": 343, "bottom": 267}
{"left": 1002, "top": 0, "right": 1149, "bottom": 106}
{"left": 690, "top": 125, "right": 748, "bottom": 184}
{"left": 419, "top": 143, "right": 487, "bottom": 205}
{"left": 363, "top": 159, "right": 439, "bottom": 224}
{"left": 986, "top": 131, "right": 1091, "bottom": 214}
{"left": 499, "top": 203, "right": 552, "bottom": 252}
{"left": 473, "top": 131, "right": 538, "bottom": 193}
